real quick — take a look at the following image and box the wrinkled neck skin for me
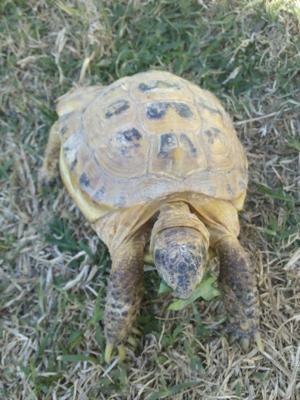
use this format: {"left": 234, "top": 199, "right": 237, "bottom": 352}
{"left": 150, "top": 201, "right": 209, "bottom": 249}
{"left": 151, "top": 201, "right": 209, "bottom": 298}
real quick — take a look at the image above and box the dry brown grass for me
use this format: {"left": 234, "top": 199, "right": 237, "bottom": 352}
{"left": 1, "top": 1, "right": 300, "bottom": 399}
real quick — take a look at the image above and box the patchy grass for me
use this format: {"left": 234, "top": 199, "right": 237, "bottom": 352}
{"left": 1, "top": 0, "right": 300, "bottom": 399}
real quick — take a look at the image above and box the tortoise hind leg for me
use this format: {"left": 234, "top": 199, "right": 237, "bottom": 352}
{"left": 39, "top": 121, "right": 61, "bottom": 186}
{"left": 215, "top": 236, "right": 263, "bottom": 351}
{"left": 104, "top": 236, "right": 145, "bottom": 362}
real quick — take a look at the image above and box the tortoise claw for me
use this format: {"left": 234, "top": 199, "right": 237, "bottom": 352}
{"left": 127, "top": 336, "right": 137, "bottom": 347}
{"left": 104, "top": 343, "right": 114, "bottom": 363}
{"left": 254, "top": 331, "right": 264, "bottom": 352}
{"left": 118, "top": 345, "right": 126, "bottom": 361}
{"left": 227, "top": 321, "right": 263, "bottom": 352}
{"left": 104, "top": 340, "right": 137, "bottom": 363}
{"left": 38, "top": 168, "right": 57, "bottom": 193}
{"left": 238, "top": 331, "right": 263, "bottom": 352}
{"left": 143, "top": 252, "right": 154, "bottom": 265}
{"left": 105, "top": 343, "right": 126, "bottom": 363}
{"left": 240, "top": 337, "right": 250, "bottom": 352}
{"left": 132, "top": 327, "right": 142, "bottom": 336}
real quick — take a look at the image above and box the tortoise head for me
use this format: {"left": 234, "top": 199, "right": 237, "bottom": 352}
{"left": 151, "top": 202, "right": 209, "bottom": 299}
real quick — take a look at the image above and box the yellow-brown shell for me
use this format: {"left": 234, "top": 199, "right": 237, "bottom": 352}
{"left": 57, "top": 71, "right": 247, "bottom": 212}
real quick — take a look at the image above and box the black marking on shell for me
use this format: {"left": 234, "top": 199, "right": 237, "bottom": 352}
{"left": 94, "top": 186, "right": 106, "bottom": 201}
{"left": 70, "top": 157, "right": 78, "bottom": 170}
{"left": 158, "top": 133, "right": 177, "bottom": 158}
{"left": 206, "top": 185, "right": 216, "bottom": 196}
{"left": 59, "top": 112, "right": 75, "bottom": 135}
{"left": 121, "top": 127, "right": 142, "bottom": 141}
{"left": 115, "top": 195, "right": 126, "bottom": 208}
{"left": 227, "top": 184, "right": 233, "bottom": 195}
{"left": 146, "top": 102, "right": 193, "bottom": 120}
{"left": 146, "top": 103, "right": 168, "bottom": 119}
{"left": 239, "top": 180, "right": 247, "bottom": 190}
{"left": 138, "top": 80, "right": 180, "bottom": 92}
{"left": 63, "top": 145, "right": 78, "bottom": 170}
{"left": 63, "top": 131, "right": 83, "bottom": 171}
{"left": 105, "top": 99, "right": 130, "bottom": 119}
{"left": 60, "top": 125, "right": 68, "bottom": 136}
{"left": 197, "top": 100, "right": 223, "bottom": 117}
{"left": 173, "top": 103, "right": 193, "bottom": 118}
{"left": 114, "top": 128, "right": 142, "bottom": 157}
{"left": 204, "top": 130, "right": 213, "bottom": 144}
{"left": 204, "top": 128, "right": 221, "bottom": 144}
{"left": 79, "top": 172, "right": 90, "bottom": 189}
{"left": 180, "top": 133, "right": 197, "bottom": 156}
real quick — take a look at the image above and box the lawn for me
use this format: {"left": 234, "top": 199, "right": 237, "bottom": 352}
{"left": 1, "top": 0, "right": 300, "bottom": 399}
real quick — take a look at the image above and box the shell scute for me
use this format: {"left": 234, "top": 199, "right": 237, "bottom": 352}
{"left": 95, "top": 123, "right": 149, "bottom": 179}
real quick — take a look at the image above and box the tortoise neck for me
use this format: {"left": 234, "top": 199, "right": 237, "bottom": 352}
{"left": 150, "top": 201, "right": 210, "bottom": 252}
{"left": 158, "top": 201, "right": 190, "bottom": 215}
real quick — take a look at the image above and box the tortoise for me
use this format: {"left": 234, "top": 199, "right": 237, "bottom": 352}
{"left": 40, "top": 70, "right": 262, "bottom": 362}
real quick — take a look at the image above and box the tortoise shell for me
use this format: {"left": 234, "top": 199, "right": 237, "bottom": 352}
{"left": 58, "top": 71, "right": 247, "bottom": 211}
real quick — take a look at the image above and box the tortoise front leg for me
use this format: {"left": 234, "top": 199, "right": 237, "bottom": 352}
{"left": 104, "top": 236, "right": 145, "bottom": 362}
{"left": 39, "top": 121, "right": 61, "bottom": 185}
{"left": 215, "top": 236, "right": 262, "bottom": 351}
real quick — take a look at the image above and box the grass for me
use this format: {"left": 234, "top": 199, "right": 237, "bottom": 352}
{"left": 1, "top": 0, "right": 300, "bottom": 399}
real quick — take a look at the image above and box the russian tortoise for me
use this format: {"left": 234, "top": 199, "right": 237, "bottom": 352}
{"left": 41, "top": 70, "right": 261, "bottom": 362}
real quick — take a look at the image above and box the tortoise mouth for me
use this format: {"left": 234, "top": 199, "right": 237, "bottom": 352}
{"left": 171, "top": 268, "right": 205, "bottom": 299}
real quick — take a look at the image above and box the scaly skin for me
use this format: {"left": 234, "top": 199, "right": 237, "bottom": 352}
{"left": 104, "top": 236, "right": 145, "bottom": 362}
{"left": 215, "top": 236, "right": 262, "bottom": 351}
{"left": 39, "top": 121, "right": 61, "bottom": 185}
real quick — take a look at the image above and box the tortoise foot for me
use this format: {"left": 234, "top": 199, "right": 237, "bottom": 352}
{"left": 103, "top": 239, "right": 145, "bottom": 363}
{"left": 104, "top": 334, "right": 139, "bottom": 363}
{"left": 105, "top": 343, "right": 126, "bottom": 363}
{"left": 227, "top": 322, "right": 263, "bottom": 352}
{"left": 38, "top": 167, "right": 58, "bottom": 190}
